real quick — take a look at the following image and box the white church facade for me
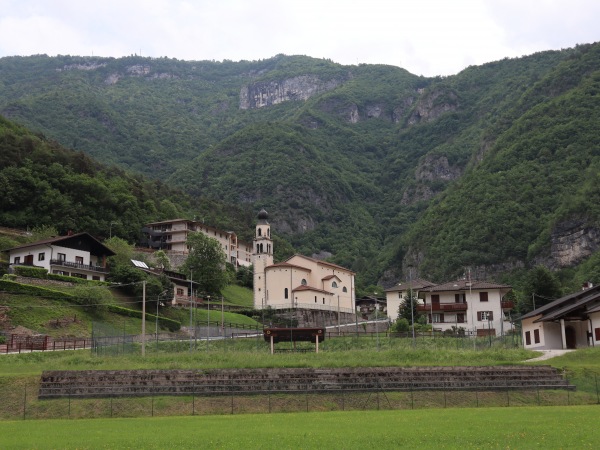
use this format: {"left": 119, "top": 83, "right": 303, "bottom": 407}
{"left": 253, "top": 209, "right": 355, "bottom": 313}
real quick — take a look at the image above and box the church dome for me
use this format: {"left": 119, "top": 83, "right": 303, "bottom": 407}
{"left": 257, "top": 209, "right": 269, "bottom": 220}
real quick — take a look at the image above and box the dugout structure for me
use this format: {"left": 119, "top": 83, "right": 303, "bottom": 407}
{"left": 263, "top": 327, "right": 325, "bottom": 354}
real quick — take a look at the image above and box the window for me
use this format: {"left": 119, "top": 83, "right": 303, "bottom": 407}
{"left": 432, "top": 313, "right": 443, "bottom": 323}
{"left": 258, "top": 229, "right": 262, "bottom": 237}
{"left": 343, "top": 287, "right": 348, "bottom": 293}
{"left": 595, "top": 328, "right": 600, "bottom": 341}
{"left": 38, "top": 252, "right": 45, "bottom": 261}
{"left": 323, "top": 298, "right": 325, "bottom": 304}
{"left": 332, "top": 281, "right": 338, "bottom": 288}
{"left": 14, "top": 256, "right": 20, "bottom": 264}
{"left": 314, "top": 296, "right": 317, "bottom": 303}
{"left": 479, "top": 292, "right": 488, "bottom": 302}
{"left": 177, "top": 288, "right": 184, "bottom": 296}
{"left": 431, "top": 294, "right": 440, "bottom": 303}
{"left": 75, "top": 256, "right": 84, "bottom": 265}
{"left": 57, "top": 253, "right": 66, "bottom": 262}
{"left": 72, "top": 273, "right": 87, "bottom": 280}
{"left": 301, "top": 279, "right": 307, "bottom": 286}
{"left": 525, "top": 331, "right": 531, "bottom": 346}
{"left": 534, "top": 329, "right": 540, "bottom": 344}
{"left": 284, "top": 288, "right": 288, "bottom": 299}
{"left": 478, "top": 311, "right": 493, "bottom": 321}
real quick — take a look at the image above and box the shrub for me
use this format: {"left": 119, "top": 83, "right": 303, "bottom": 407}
{"left": 0, "top": 279, "right": 74, "bottom": 299}
{"left": 13, "top": 265, "right": 48, "bottom": 279}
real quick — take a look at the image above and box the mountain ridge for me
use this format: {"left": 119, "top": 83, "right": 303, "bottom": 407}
{"left": 1, "top": 44, "right": 599, "bottom": 294}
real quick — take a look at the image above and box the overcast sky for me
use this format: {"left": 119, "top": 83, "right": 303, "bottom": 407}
{"left": 1, "top": 0, "right": 599, "bottom": 76}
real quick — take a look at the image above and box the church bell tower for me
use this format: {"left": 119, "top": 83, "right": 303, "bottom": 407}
{"left": 253, "top": 209, "right": 273, "bottom": 309}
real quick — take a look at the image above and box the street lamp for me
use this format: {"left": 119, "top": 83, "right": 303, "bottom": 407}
{"left": 374, "top": 293, "right": 380, "bottom": 352}
{"left": 156, "top": 289, "right": 168, "bottom": 347}
{"left": 206, "top": 295, "right": 211, "bottom": 351}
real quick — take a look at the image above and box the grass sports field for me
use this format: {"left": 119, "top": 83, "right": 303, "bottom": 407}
{"left": 1, "top": 406, "right": 598, "bottom": 449}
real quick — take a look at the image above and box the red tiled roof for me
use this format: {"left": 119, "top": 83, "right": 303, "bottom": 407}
{"left": 292, "top": 285, "right": 333, "bottom": 295}
{"left": 267, "top": 262, "right": 311, "bottom": 272}
{"left": 285, "top": 254, "right": 355, "bottom": 275}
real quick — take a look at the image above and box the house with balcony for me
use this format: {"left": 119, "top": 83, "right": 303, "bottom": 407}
{"left": 384, "top": 278, "right": 437, "bottom": 321}
{"left": 140, "top": 219, "right": 252, "bottom": 268}
{"left": 520, "top": 283, "right": 600, "bottom": 350}
{"left": 5, "top": 232, "right": 115, "bottom": 281}
{"left": 420, "top": 280, "right": 514, "bottom": 336}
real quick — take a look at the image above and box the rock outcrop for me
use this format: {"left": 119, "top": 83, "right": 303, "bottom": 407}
{"left": 240, "top": 75, "right": 342, "bottom": 109}
{"left": 407, "top": 88, "right": 459, "bottom": 125}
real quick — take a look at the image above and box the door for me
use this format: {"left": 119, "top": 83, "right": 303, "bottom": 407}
{"left": 565, "top": 326, "right": 577, "bottom": 349}
{"left": 24, "top": 255, "right": 34, "bottom": 265}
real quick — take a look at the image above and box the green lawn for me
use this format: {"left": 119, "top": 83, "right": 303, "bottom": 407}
{"left": 1, "top": 406, "right": 598, "bottom": 449}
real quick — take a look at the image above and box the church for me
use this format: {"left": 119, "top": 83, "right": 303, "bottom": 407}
{"left": 253, "top": 209, "right": 355, "bottom": 313}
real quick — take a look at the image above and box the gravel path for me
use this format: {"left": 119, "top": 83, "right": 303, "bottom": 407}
{"left": 526, "top": 349, "right": 574, "bottom": 362}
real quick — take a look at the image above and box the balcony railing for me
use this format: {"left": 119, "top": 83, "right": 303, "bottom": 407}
{"left": 501, "top": 300, "right": 515, "bottom": 309}
{"left": 417, "top": 303, "right": 468, "bottom": 312}
{"left": 50, "top": 259, "right": 108, "bottom": 273}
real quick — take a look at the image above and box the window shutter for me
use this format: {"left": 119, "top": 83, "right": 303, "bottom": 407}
{"left": 440, "top": 313, "right": 444, "bottom": 323}
{"left": 477, "top": 311, "right": 482, "bottom": 321}
{"left": 479, "top": 292, "right": 488, "bottom": 302}
{"left": 525, "top": 331, "right": 531, "bottom": 345}
{"left": 489, "top": 311, "right": 493, "bottom": 320}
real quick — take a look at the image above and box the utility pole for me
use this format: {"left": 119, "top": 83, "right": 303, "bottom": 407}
{"left": 142, "top": 280, "right": 146, "bottom": 356}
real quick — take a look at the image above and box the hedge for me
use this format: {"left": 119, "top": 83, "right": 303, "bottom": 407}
{"left": 13, "top": 266, "right": 48, "bottom": 278}
{"left": 0, "top": 279, "right": 75, "bottom": 299}
{"left": 106, "top": 304, "right": 181, "bottom": 332}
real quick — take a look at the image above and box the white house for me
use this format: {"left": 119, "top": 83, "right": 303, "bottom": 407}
{"left": 6, "top": 232, "right": 115, "bottom": 281}
{"left": 520, "top": 284, "right": 600, "bottom": 350}
{"left": 384, "top": 278, "right": 437, "bottom": 321}
{"left": 420, "top": 280, "right": 514, "bottom": 336}
{"left": 252, "top": 209, "right": 355, "bottom": 313}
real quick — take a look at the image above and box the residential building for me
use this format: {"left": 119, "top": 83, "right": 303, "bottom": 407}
{"left": 6, "top": 232, "right": 115, "bottom": 281}
{"left": 252, "top": 209, "right": 355, "bottom": 313}
{"left": 384, "top": 278, "right": 437, "bottom": 321}
{"left": 420, "top": 280, "right": 514, "bottom": 336}
{"left": 140, "top": 219, "right": 252, "bottom": 268}
{"left": 520, "top": 283, "right": 600, "bottom": 350}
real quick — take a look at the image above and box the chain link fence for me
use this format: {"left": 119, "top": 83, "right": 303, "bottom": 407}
{"left": 1, "top": 370, "right": 599, "bottom": 421}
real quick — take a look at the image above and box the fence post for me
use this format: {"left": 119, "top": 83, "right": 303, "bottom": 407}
{"left": 191, "top": 379, "right": 195, "bottom": 416}
{"left": 23, "top": 386, "right": 27, "bottom": 420}
{"left": 410, "top": 383, "right": 414, "bottom": 410}
{"left": 305, "top": 383, "right": 309, "bottom": 413}
{"left": 110, "top": 397, "right": 113, "bottom": 418}
{"left": 596, "top": 374, "right": 599, "bottom": 405}
{"left": 68, "top": 389, "right": 71, "bottom": 419}
{"left": 475, "top": 390, "right": 479, "bottom": 408}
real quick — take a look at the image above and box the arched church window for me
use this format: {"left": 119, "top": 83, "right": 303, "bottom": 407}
{"left": 332, "top": 281, "right": 338, "bottom": 288}
{"left": 343, "top": 287, "right": 348, "bottom": 293}
{"left": 258, "top": 228, "right": 262, "bottom": 237}
{"left": 301, "top": 279, "right": 307, "bottom": 286}
{"left": 284, "top": 288, "right": 289, "bottom": 299}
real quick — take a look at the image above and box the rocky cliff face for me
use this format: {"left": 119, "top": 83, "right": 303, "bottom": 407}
{"left": 239, "top": 75, "right": 343, "bottom": 109}
{"left": 536, "top": 220, "right": 600, "bottom": 269}
{"left": 401, "top": 155, "right": 461, "bottom": 205}
{"left": 407, "top": 88, "right": 459, "bottom": 125}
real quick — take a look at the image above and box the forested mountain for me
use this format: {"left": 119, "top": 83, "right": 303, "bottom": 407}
{"left": 1, "top": 44, "right": 599, "bottom": 295}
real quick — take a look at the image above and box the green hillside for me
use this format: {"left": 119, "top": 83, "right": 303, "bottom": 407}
{"left": 1, "top": 44, "right": 600, "bottom": 295}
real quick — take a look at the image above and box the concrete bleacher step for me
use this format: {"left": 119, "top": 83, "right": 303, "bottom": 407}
{"left": 38, "top": 366, "right": 574, "bottom": 399}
